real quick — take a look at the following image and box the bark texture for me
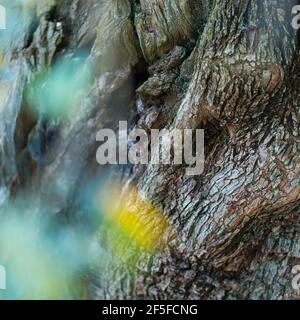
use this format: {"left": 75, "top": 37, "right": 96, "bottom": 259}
{"left": 0, "top": 0, "right": 300, "bottom": 300}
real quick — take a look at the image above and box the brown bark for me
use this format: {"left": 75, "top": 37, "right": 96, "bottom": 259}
{"left": 0, "top": 0, "right": 299, "bottom": 299}
{"left": 93, "top": 0, "right": 300, "bottom": 300}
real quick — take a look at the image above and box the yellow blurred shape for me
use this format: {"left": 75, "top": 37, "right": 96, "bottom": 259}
{"left": 0, "top": 54, "right": 3, "bottom": 69}
{"left": 101, "top": 186, "right": 169, "bottom": 253}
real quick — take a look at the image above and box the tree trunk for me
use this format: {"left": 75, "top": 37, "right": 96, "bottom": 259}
{"left": 0, "top": 0, "right": 299, "bottom": 300}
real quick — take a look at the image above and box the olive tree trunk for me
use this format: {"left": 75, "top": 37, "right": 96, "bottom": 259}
{"left": 0, "top": 0, "right": 299, "bottom": 300}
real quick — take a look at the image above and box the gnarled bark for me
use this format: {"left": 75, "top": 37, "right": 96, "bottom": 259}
{"left": 0, "top": 0, "right": 299, "bottom": 300}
